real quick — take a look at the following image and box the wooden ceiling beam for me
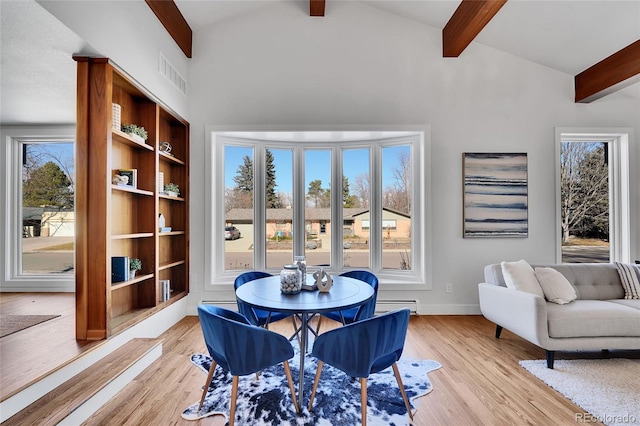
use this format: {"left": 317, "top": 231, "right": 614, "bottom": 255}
{"left": 310, "top": 0, "right": 326, "bottom": 17}
{"left": 145, "top": 0, "right": 193, "bottom": 58}
{"left": 443, "top": 0, "right": 507, "bottom": 57}
{"left": 575, "top": 39, "right": 640, "bottom": 103}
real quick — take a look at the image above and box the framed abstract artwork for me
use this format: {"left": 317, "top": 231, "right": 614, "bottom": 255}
{"left": 463, "top": 152, "right": 528, "bottom": 238}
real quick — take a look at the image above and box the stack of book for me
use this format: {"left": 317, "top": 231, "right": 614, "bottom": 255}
{"left": 159, "top": 279, "right": 171, "bottom": 302}
{"left": 111, "top": 256, "right": 129, "bottom": 283}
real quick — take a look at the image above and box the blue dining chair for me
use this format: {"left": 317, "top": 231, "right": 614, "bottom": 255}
{"left": 196, "top": 305, "right": 300, "bottom": 424}
{"left": 316, "top": 270, "right": 379, "bottom": 333}
{"left": 308, "top": 308, "right": 413, "bottom": 425}
{"left": 234, "top": 271, "right": 296, "bottom": 330}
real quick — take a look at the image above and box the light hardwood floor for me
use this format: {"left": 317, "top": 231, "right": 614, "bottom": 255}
{"left": 0, "top": 293, "right": 101, "bottom": 400}
{"left": 85, "top": 314, "right": 625, "bottom": 426}
{"left": 3, "top": 294, "right": 630, "bottom": 425}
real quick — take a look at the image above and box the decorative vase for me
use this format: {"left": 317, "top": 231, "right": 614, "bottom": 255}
{"left": 112, "top": 103, "right": 121, "bottom": 130}
{"left": 158, "top": 213, "right": 166, "bottom": 230}
{"left": 294, "top": 255, "right": 307, "bottom": 285}
{"left": 280, "top": 264, "right": 302, "bottom": 294}
{"left": 129, "top": 270, "right": 136, "bottom": 280}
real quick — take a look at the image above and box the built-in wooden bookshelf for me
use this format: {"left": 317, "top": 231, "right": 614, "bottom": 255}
{"left": 75, "top": 57, "right": 189, "bottom": 339}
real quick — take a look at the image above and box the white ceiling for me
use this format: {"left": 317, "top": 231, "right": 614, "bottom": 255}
{"left": 1, "top": 0, "right": 639, "bottom": 125}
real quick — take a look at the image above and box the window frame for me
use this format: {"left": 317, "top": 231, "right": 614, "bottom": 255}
{"left": 555, "top": 127, "right": 633, "bottom": 263}
{"left": 1, "top": 126, "right": 76, "bottom": 291}
{"left": 206, "top": 127, "right": 432, "bottom": 289}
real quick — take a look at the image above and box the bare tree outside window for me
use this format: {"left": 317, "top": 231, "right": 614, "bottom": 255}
{"left": 560, "top": 141, "right": 610, "bottom": 263}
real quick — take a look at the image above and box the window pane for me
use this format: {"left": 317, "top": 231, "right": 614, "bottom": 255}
{"left": 266, "top": 148, "right": 293, "bottom": 269}
{"left": 224, "top": 146, "right": 254, "bottom": 270}
{"left": 560, "top": 141, "right": 610, "bottom": 263}
{"left": 305, "top": 150, "right": 331, "bottom": 267}
{"left": 381, "top": 145, "right": 412, "bottom": 270}
{"left": 21, "top": 142, "right": 75, "bottom": 274}
{"left": 342, "top": 148, "right": 370, "bottom": 268}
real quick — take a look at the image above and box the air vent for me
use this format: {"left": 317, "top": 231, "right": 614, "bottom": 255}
{"left": 159, "top": 52, "right": 187, "bottom": 96}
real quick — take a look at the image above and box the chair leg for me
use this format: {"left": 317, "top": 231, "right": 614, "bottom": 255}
{"left": 392, "top": 362, "right": 413, "bottom": 421}
{"left": 283, "top": 360, "right": 300, "bottom": 414}
{"left": 229, "top": 375, "right": 239, "bottom": 426}
{"left": 315, "top": 315, "right": 323, "bottom": 335}
{"left": 198, "top": 360, "right": 217, "bottom": 411}
{"left": 360, "top": 377, "right": 367, "bottom": 426}
{"left": 308, "top": 360, "right": 324, "bottom": 411}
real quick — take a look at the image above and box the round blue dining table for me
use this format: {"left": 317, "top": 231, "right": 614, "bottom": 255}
{"left": 235, "top": 274, "right": 374, "bottom": 408}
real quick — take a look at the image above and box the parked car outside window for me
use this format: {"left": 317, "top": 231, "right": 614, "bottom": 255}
{"left": 225, "top": 226, "right": 241, "bottom": 240}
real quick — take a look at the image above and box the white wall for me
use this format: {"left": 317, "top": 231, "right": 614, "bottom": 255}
{"left": 38, "top": 0, "right": 189, "bottom": 120}
{"left": 187, "top": 1, "right": 639, "bottom": 314}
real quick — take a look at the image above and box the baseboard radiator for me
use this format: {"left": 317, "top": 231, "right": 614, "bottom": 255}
{"left": 200, "top": 301, "right": 239, "bottom": 310}
{"left": 375, "top": 300, "right": 418, "bottom": 314}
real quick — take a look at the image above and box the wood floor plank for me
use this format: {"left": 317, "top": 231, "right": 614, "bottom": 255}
{"left": 3, "top": 338, "right": 161, "bottom": 426}
{"left": 82, "top": 314, "right": 618, "bottom": 426}
{"left": 3, "top": 294, "right": 632, "bottom": 425}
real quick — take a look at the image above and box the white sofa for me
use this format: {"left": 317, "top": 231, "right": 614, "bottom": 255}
{"left": 478, "top": 263, "right": 640, "bottom": 368}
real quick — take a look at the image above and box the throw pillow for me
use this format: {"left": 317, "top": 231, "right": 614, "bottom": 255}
{"left": 501, "top": 259, "right": 544, "bottom": 298}
{"left": 534, "top": 267, "right": 577, "bottom": 304}
{"left": 614, "top": 262, "right": 640, "bottom": 299}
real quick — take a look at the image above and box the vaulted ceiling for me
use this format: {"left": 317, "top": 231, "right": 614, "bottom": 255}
{"left": 169, "top": 0, "right": 640, "bottom": 103}
{"left": 1, "top": 1, "right": 639, "bottom": 125}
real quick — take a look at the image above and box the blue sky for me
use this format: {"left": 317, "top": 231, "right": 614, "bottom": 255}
{"left": 225, "top": 145, "right": 409, "bottom": 195}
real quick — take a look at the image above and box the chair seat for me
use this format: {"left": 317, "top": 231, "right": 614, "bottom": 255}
{"left": 254, "top": 308, "right": 290, "bottom": 325}
{"left": 322, "top": 307, "right": 359, "bottom": 324}
{"left": 308, "top": 309, "right": 413, "bottom": 426}
{"left": 196, "top": 305, "right": 300, "bottom": 425}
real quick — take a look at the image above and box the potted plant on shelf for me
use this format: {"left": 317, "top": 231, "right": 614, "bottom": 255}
{"left": 121, "top": 124, "right": 148, "bottom": 143}
{"left": 129, "top": 258, "right": 142, "bottom": 280}
{"left": 164, "top": 183, "right": 180, "bottom": 197}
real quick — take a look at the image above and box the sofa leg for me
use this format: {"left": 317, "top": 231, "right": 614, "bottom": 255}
{"left": 495, "top": 325, "right": 503, "bottom": 338}
{"left": 601, "top": 349, "right": 610, "bottom": 359}
{"left": 546, "top": 351, "right": 555, "bottom": 369}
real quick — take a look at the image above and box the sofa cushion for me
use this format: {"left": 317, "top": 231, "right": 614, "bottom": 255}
{"left": 534, "top": 267, "right": 577, "bottom": 304}
{"left": 535, "top": 264, "right": 624, "bottom": 300}
{"left": 501, "top": 260, "right": 544, "bottom": 298}
{"left": 546, "top": 300, "right": 640, "bottom": 338}
{"left": 614, "top": 262, "right": 640, "bottom": 299}
{"left": 607, "top": 299, "right": 640, "bottom": 311}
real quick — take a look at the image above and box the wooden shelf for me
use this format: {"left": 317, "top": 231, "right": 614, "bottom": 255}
{"left": 75, "top": 57, "right": 189, "bottom": 340}
{"left": 112, "top": 185, "right": 154, "bottom": 196}
{"left": 158, "top": 230, "right": 185, "bottom": 236}
{"left": 159, "top": 193, "right": 185, "bottom": 202}
{"left": 112, "top": 129, "right": 154, "bottom": 150}
{"left": 159, "top": 260, "right": 186, "bottom": 271}
{"left": 110, "top": 273, "right": 155, "bottom": 290}
{"left": 159, "top": 151, "right": 185, "bottom": 165}
{"left": 112, "top": 233, "right": 154, "bottom": 240}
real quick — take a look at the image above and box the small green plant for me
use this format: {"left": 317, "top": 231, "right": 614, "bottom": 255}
{"left": 164, "top": 183, "right": 180, "bottom": 195}
{"left": 129, "top": 258, "right": 142, "bottom": 272}
{"left": 121, "top": 124, "right": 148, "bottom": 140}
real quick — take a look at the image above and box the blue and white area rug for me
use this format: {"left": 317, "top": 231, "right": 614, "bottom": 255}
{"left": 182, "top": 347, "right": 441, "bottom": 425}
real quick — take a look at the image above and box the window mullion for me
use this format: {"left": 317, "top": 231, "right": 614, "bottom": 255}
{"left": 370, "top": 143, "right": 382, "bottom": 272}
{"left": 253, "top": 145, "right": 266, "bottom": 270}
{"left": 293, "top": 146, "right": 305, "bottom": 258}
{"left": 331, "top": 145, "right": 342, "bottom": 270}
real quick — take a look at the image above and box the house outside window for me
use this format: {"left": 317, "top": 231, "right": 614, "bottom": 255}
{"left": 207, "top": 129, "right": 431, "bottom": 287}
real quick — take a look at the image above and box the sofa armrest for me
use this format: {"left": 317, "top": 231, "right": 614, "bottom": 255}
{"left": 478, "top": 283, "right": 550, "bottom": 347}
